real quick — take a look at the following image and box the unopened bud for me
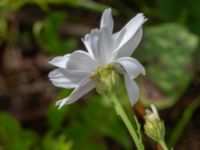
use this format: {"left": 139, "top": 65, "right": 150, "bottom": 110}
{"left": 144, "top": 104, "right": 165, "bottom": 142}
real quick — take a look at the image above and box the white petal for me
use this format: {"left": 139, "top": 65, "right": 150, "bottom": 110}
{"left": 48, "top": 69, "right": 90, "bottom": 89}
{"left": 67, "top": 50, "right": 97, "bottom": 73}
{"left": 48, "top": 70, "right": 76, "bottom": 89}
{"left": 124, "top": 74, "right": 139, "bottom": 105}
{"left": 112, "top": 29, "right": 126, "bottom": 52}
{"left": 82, "top": 33, "right": 94, "bottom": 58}
{"left": 52, "top": 81, "right": 76, "bottom": 89}
{"left": 56, "top": 77, "right": 95, "bottom": 109}
{"left": 99, "top": 27, "right": 113, "bottom": 64}
{"left": 114, "top": 28, "right": 143, "bottom": 58}
{"left": 150, "top": 104, "right": 160, "bottom": 119}
{"left": 113, "top": 57, "right": 145, "bottom": 79}
{"left": 100, "top": 8, "right": 113, "bottom": 34}
{"left": 82, "top": 28, "right": 113, "bottom": 66}
{"left": 112, "top": 13, "right": 147, "bottom": 58}
{"left": 49, "top": 54, "right": 71, "bottom": 68}
{"left": 82, "top": 29, "right": 102, "bottom": 64}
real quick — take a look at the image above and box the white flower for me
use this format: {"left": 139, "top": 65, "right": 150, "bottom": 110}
{"left": 144, "top": 104, "right": 160, "bottom": 121}
{"left": 49, "top": 8, "right": 147, "bottom": 109}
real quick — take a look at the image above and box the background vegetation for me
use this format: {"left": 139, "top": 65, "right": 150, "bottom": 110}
{"left": 0, "top": 0, "right": 200, "bottom": 149}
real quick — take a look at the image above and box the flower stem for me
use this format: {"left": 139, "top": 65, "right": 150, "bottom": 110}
{"left": 168, "top": 97, "right": 200, "bottom": 147}
{"left": 159, "top": 140, "right": 169, "bottom": 150}
{"left": 107, "top": 93, "right": 144, "bottom": 150}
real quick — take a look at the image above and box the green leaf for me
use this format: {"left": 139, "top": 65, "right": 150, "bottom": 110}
{"left": 33, "top": 11, "right": 78, "bottom": 55}
{"left": 47, "top": 89, "right": 71, "bottom": 133}
{"left": 137, "top": 23, "right": 198, "bottom": 108}
{"left": 0, "top": 113, "right": 38, "bottom": 150}
{"left": 42, "top": 134, "right": 73, "bottom": 150}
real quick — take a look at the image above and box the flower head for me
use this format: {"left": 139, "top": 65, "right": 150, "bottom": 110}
{"left": 49, "top": 8, "right": 147, "bottom": 109}
{"left": 91, "top": 64, "right": 120, "bottom": 95}
{"left": 144, "top": 104, "right": 165, "bottom": 142}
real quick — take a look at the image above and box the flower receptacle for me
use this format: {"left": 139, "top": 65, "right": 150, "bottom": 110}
{"left": 92, "top": 64, "right": 120, "bottom": 95}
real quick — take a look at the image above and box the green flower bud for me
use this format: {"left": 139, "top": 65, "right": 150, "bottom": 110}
{"left": 92, "top": 64, "right": 120, "bottom": 95}
{"left": 144, "top": 104, "right": 165, "bottom": 142}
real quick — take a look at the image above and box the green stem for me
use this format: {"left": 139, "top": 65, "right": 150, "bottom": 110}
{"left": 168, "top": 97, "right": 200, "bottom": 147}
{"left": 107, "top": 93, "right": 144, "bottom": 150}
{"left": 159, "top": 140, "right": 169, "bottom": 150}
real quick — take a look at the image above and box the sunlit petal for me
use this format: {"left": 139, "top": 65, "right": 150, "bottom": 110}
{"left": 113, "top": 57, "right": 145, "bottom": 79}
{"left": 82, "top": 28, "right": 113, "bottom": 65}
{"left": 48, "top": 68, "right": 91, "bottom": 88}
{"left": 124, "top": 74, "right": 140, "bottom": 105}
{"left": 100, "top": 8, "right": 113, "bottom": 34}
{"left": 67, "top": 50, "right": 97, "bottom": 73}
{"left": 49, "top": 54, "right": 71, "bottom": 68}
{"left": 56, "top": 77, "right": 95, "bottom": 109}
{"left": 113, "top": 13, "right": 147, "bottom": 58}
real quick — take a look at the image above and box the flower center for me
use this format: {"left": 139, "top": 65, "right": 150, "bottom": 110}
{"left": 91, "top": 64, "right": 120, "bottom": 95}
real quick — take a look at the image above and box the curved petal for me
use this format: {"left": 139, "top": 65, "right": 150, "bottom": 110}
{"left": 113, "top": 57, "right": 145, "bottom": 79}
{"left": 100, "top": 8, "right": 113, "bottom": 34}
{"left": 48, "top": 68, "right": 90, "bottom": 89}
{"left": 56, "top": 77, "right": 95, "bottom": 109}
{"left": 81, "top": 29, "right": 101, "bottom": 64}
{"left": 67, "top": 50, "right": 97, "bottom": 73}
{"left": 124, "top": 74, "right": 139, "bottom": 105}
{"left": 112, "top": 29, "right": 126, "bottom": 52}
{"left": 113, "top": 28, "right": 143, "bottom": 58}
{"left": 112, "top": 13, "right": 147, "bottom": 58}
{"left": 82, "top": 28, "right": 113, "bottom": 66}
{"left": 82, "top": 33, "right": 94, "bottom": 58}
{"left": 49, "top": 54, "right": 71, "bottom": 68}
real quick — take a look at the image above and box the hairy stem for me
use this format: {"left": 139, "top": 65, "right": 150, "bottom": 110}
{"left": 107, "top": 93, "right": 144, "bottom": 150}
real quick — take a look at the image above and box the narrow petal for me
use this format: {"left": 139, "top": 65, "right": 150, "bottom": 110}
{"left": 56, "top": 77, "right": 95, "bottom": 109}
{"left": 114, "top": 28, "right": 143, "bottom": 58}
{"left": 99, "top": 27, "right": 113, "bottom": 64}
{"left": 82, "top": 29, "right": 102, "bottom": 64}
{"left": 112, "top": 29, "right": 126, "bottom": 52}
{"left": 48, "top": 69, "right": 90, "bottom": 89}
{"left": 113, "top": 57, "right": 145, "bottom": 79}
{"left": 81, "top": 33, "right": 94, "bottom": 58}
{"left": 67, "top": 50, "right": 97, "bottom": 73}
{"left": 100, "top": 8, "right": 113, "bottom": 34}
{"left": 150, "top": 104, "right": 160, "bottom": 119}
{"left": 82, "top": 28, "right": 113, "bottom": 66}
{"left": 124, "top": 74, "right": 139, "bottom": 105}
{"left": 112, "top": 13, "right": 147, "bottom": 58}
{"left": 49, "top": 54, "right": 71, "bottom": 68}
{"left": 49, "top": 69, "right": 77, "bottom": 88}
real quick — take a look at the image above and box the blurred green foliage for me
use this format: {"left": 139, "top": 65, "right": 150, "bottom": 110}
{"left": 0, "top": 0, "right": 107, "bottom": 13}
{"left": 0, "top": 93, "right": 132, "bottom": 149}
{"left": 0, "top": 113, "right": 73, "bottom": 150}
{"left": 47, "top": 91, "right": 132, "bottom": 150}
{"left": 0, "top": 113, "right": 38, "bottom": 150}
{"left": 156, "top": 0, "right": 200, "bottom": 35}
{"left": 33, "top": 12, "right": 78, "bottom": 55}
{"left": 0, "top": 17, "right": 8, "bottom": 40}
{"left": 42, "top": 134, "right": 73, "bottom": 150}
{"left": 137, "top": 23, "right": 198, "bottom": 108}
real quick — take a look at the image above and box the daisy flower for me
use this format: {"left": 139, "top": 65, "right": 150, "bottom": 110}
{"left": 49, "top": 8, "right": 147, "bottom": 109}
